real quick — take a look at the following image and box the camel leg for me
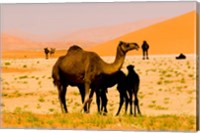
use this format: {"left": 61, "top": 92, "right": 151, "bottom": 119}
{"left": 134, "top": 95, "right": 137, "bottom": 116}
{"left": 61, "top": 85, "right": 68, "bottom": 113}
{"left": 87, "top": 87, "right": 95, "bottom": 113}
{"left": 129, "top": 90, "right": 133, "bottom": 115}
{"left": 101, "top": 88, "right": 108, "bottom": 114}
{"left": 57, "top": 85, "right": 64, "bottom": 113}
{"left": 125, "top": 91, "right": 129, "bottom": 115}
{"left": 58, "top": 85, "right": 68, "bottom": 113}
{"left": 115, "top": 92, "right": 124, "bottom": 116}
{"left": 95, "top": 87, "right": 101, "bottom": 113}
{"left": 134, "top": 83, "right": 141, "bottom": 116}
{"left": 81, "top": 80, "right": 93, "bottom": 113}
{"left": 78, "top": 85, "right": 87, "bottom": 112}
{"left": 135, "top": 94, "right": 141, "bottom": 116}
{"left": 137, "top": 102, "right": 141, "bottom": 115}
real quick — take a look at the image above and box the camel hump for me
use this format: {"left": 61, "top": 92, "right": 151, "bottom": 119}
{"left": 68, "top": 45, "right": 83, "bottom": 52}
{"left": 118, "top": 70, "right": 126, "bottom": 77}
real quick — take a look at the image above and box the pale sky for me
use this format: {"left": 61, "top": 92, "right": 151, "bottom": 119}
{"left": 1, "top": 1, "right": 196, "bottom": 41}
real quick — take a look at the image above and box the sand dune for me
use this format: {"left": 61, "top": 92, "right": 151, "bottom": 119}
{"left": 1, "top": 17, "right": 167, "bottom": 52}
{"left": 60, "top": 17, "right": 168, "bottom": 44}
{"left": 2, "top": 34, "right": 69, "bottom": 52}
{"left": 88, "top": 11, "right": 196, "bottom": 56}
{"left": 2, "top": 33, "right": 40, "bottom": 51}
{"left": 2, "top": 33, "right": 100, "bottom": 52}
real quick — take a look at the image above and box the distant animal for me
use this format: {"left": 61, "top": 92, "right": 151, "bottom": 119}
{"left": 142, "top": 40, "right": 149, "bottom": 60}
{"left": 52, "top": 41, "right": 139, "bottom": 113}
{"left": 44, "top": 48, "right": 50, "bottom": 59}
{"left": 50, "top": 48, "right": 56, "bottom": 57}
{"left": 116, "top": 65, "right": 141, "bottom": 116}
{"left": 176, "top": 53, "right": 186, "bottom": 60}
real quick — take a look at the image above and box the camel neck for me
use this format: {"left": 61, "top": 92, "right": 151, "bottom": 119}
{"left": 102, "top": 46, "right": 125, "bottom": 75}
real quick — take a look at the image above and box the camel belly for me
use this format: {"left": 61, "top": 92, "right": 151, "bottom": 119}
{"left": 60, "top": 72, "right": 85, "bottom": 84}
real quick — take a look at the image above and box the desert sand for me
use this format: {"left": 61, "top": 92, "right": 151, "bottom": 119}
{"left": 1, "top": 52, "right": 197, "bottom": 116}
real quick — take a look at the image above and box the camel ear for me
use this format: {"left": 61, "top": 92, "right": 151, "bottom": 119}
{"left": 119, "top": 41, "right": 123, "bottom": 46}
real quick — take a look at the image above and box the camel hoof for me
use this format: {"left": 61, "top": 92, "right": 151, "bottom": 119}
{"left": 115, "top": 113, "right": 119, "bottom": 116}
{"left": 62, "top": 111, "right": 68, "bottom": 114}
{"left": 102, "top": 112, "right": 107, "bottom": 116}
{"left": 86, "top": 111, "right": 90, "bottom": 114}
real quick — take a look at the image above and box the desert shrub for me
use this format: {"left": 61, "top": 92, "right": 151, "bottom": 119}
{"left": 19, "top": 75, "right": 28, "bottom": 79}
{"left": 4, "top": 62, "right": 11, "bottom": 66}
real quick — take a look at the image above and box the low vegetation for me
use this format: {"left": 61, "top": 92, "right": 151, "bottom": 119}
{"left": 2, "top": 110, "right": 196, "bottom": 131}
{"left": 1, "top": 57, "right": 196, "bottom": 131}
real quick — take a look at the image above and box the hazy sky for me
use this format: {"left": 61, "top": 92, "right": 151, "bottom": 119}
{"left": 1, "top": 1, "right": 196, "bottom": 41}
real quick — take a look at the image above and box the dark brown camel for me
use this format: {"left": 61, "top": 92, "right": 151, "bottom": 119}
{"left": 52, "top": 64, "right": 125, "bottom": 114}
{"left": 52, "top": 46, "right": 86, "bottom": 113}
{"left": 52, "top": 41, "right": 139, "bottom": 113}
{"left": 142, "top": 40, "right": 149, "bottom": 60}
{"left": 115, "top": 65, "right": 141, "bottom": 116}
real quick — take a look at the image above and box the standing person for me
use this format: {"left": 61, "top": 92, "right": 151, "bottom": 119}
{"left": 142, "top": 40, "right": 149, "bottom": 60}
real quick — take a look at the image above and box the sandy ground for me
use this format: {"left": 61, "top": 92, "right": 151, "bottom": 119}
{"left": 1, "top": 54, "right": 197, "bottom": 116}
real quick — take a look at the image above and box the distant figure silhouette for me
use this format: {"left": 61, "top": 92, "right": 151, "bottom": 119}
{"left": 176, "top": 53, "right": 186, "bottom": 60}
{"left": 44, "top": 48, "right": 50, "bottom": 59}
{"left": 142, "top": 40, "right": 149, "bottom": 60}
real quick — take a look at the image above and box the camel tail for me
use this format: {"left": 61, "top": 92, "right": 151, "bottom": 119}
{"left": 52, "top": 59, "right": 62, "bottom": 87}
{"left": 52, "top": 64, "right": 63, "bottom": 87}
{"left": 52, "top": 56, "right": 65, "bottom": 87}
{"left": 52, "top": 74, "right": 57, "bottom": 86}
{"left": 52, "top": 69, "right": 59, "bottom": 87}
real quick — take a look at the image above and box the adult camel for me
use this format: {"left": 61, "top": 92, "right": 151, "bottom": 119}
{"left": 52, "top": 41, "right": 139, "bottom": 113}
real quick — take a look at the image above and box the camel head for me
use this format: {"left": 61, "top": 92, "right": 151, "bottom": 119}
{"left": 119, "top": 41, "right": 139, "bottom": 54}
{"left": 127, "top": 65, "right": 135, "bottom": 71}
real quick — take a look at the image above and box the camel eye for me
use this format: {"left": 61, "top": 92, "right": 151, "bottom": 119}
{"left": 126, "top": 44, "right": 130, "bottom": 47}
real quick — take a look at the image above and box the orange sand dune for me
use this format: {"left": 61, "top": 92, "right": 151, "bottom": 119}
{"left": 2, "top": 33, "right": 42, "bottom": 51}
{"left": 2, "top": 33, "right": 97, "bottom": 52}
{"left": 88, "top": 11, "right": 196, "bottom": 56}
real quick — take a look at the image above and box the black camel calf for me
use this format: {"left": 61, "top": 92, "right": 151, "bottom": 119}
{"left": 115, "top": 65, "right": 141, "bottom": 116}
{"left": 98, "top": 65, "right": 141, "bottom": 116}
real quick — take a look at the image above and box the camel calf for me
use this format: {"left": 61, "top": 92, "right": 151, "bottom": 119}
{"left": 97, "top": 65, "right": 141, "bottom": 116}
{"left": 115, "top": 65, "right": 141, "bottom": 116}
